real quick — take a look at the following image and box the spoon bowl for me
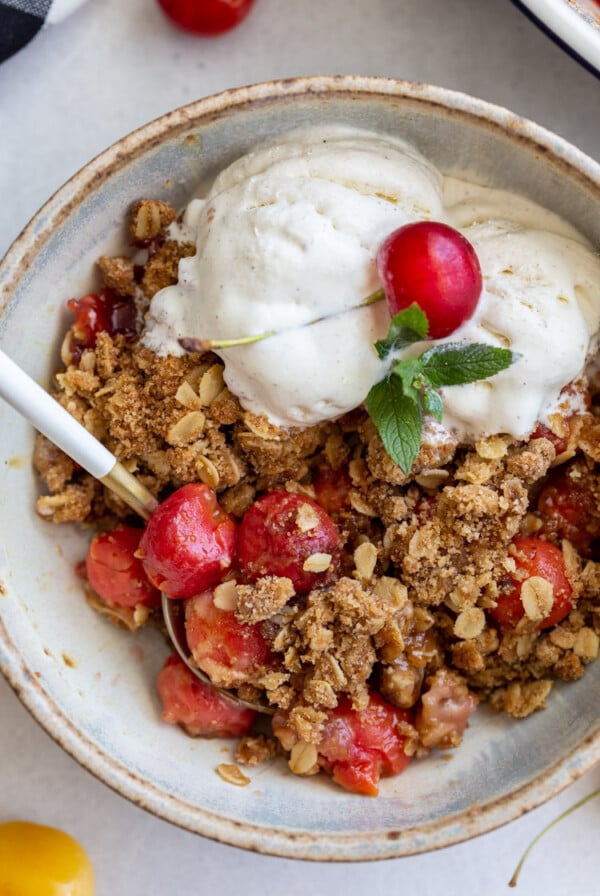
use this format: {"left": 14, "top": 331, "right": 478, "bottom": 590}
{"left": 160, "top": 594, "right": 275, "bottom": 714}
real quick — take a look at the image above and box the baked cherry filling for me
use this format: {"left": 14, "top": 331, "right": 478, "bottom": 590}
{"left": 35, "top": 190, "right": 600, "bottom": 797}
{"left": 66, "top": 288, "right": 138, "bottom": 361}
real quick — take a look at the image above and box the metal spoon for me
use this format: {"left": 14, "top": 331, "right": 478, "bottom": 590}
{"left": 0, "top": 348, "right": 272, "bottom": 715}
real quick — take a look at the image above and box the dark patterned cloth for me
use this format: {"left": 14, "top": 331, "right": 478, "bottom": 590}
{"left": 1, "top": 0, "right": 57, "bottom": 62}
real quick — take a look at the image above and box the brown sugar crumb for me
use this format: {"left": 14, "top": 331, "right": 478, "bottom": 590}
{"left": 97, "top": 255, "right": 136, "bottom": 296}
{"left": 534, "top": 637, "right": 562, "bottom": 667}
{"left": 235, "top": 423, "right": 326, "bottom": 481}
{"left": 94, "top": 332, "right": 120, "bottom": 379}
{"left": 140, "top": 240, "right": 196, "bottom": 298}
{"left": 209, "top": 387, "right": 243, "bottom": 425}
{"left": 36, "top": 481, "right": 96, "bottom": 524}
{"left": 396, "top": 474, "right": 528, "bottom": 609}
{"left": 235, "top": 576, "right": 296, "bottom": 624}
{"left": 219, "top": 482, "right": 256, "bottom": 518}
{"left": 451, "top": 640, "right": 486, "bottom": 674}
{"left": 506, "top": 438, "right": 555, "bottom": 482}
{"left": 553, "top": 652, "right": 584, "bottom": 681}
{"left": 286, "top": 704, "right": 329, "bottom": 745}
{"left": 580, "top": 560, "right": 600, "bottom": 598}
{"left": 129, "top": 199, "right": 177, "bottom": 242}
{"left": 33, "top": 435, "right": 77, "bottom": 493}
{"left": 235, "top": 734, "right": 278, "bottom": 767}
{"left": 576, "top": 418, "right": 600, "bottom": 464}
{"left": 265, "top": 576, "right": 411, "bottom": 741}
{"left": 490, "top": 679, "right": 553, "bottom": 718}
{"left": 56, "top": 368, "right": 101, "bottom": 399}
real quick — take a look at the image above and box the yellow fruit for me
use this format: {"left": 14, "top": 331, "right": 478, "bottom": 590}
{"left": 0, "top": 821, "right": 94, "bottom": 896}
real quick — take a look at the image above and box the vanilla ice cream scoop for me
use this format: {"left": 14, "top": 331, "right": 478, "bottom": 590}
{"left": 427, "top": 177, "right": 600, "bottom": 439}
{"left": 144, "top": 126, "right": 600, "bottom": 438}
{"left": 434, "top": 217, "right": 600, "bottom": 440}
{"left": 143, "top": 126, "right": 444, "bottom": 426}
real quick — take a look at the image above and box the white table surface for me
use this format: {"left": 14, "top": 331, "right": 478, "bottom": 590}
{"left": 1, "top": 0, "right": 599, "bottom": 892}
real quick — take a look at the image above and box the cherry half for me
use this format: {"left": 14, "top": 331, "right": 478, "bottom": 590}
{"left": 377, "top": 221, "right": 483, "bottom": 339}
{"left": 157, "top": 0, "right": 255, "bottom": 35}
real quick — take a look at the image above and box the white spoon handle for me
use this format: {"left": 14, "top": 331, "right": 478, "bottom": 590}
{"left": 0, "top": 349, "right": 157, "bottom": 520}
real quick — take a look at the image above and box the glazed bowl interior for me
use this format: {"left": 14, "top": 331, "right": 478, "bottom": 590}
{"left": 1, "top": 76, "right": 600, "bottom": 861}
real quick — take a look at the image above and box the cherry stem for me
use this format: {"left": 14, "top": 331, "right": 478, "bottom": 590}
{"left": 361, "top": 287, "right": 385, "bottom": 307}
{"left": 179, "top": 288, "right": 386, "bottom": 354}
{"left": 508, "top": 786, "right": 600, "bottom": 887}
{"left": 179, "top": 332, "right": 276, "bottom": 353}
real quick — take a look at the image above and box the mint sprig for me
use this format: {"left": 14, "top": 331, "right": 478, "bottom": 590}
{"left": 374, "top": 303, "right": 428, "bottom": 359}
{"left": 420, "top": 342, "right": 514, "bottom": 387}
{"left": 366, "top": 305, "right": 516, "bottom": 474}
{"left": 366, "top": 376, "right": 423, "bottom": 476}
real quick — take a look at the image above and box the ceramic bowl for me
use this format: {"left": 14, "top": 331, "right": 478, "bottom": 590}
{"left": 1, "top": 76, "right": 600, "bottom": 862}
{"left": 512, "top": 0, "right": 600, "bottom": 76}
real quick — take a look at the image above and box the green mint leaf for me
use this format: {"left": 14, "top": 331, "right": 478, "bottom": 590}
{"left": 367, "top": 303, "right": 517, "bottom": 474}
{"left": 392, "top": 358, "right": 423, "bottom": 403}
{"left": 366, "top": 375, "right": 423, "bottom": 475}
{"left": 374, "top": 303, "right": 429, "bottom": 359}
{"left": 420, "top": 343, "right": 515, "bottom": 387}
{"left": 422, "top": 386, "right": 444, "bottom": 422}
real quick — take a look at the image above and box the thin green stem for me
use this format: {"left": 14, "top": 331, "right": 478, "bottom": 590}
{"left": 179, "top": 290, "right": 386, "bottom": 355}
{"left": 509, "top": 786, "right": 600, "bottom": 887}
{"left": 360, "top": 287, "right": 385, "bottom": 307}
{"left": 179, "top": 331, "right": 275, "bottom": 353}
{"left": 213, "top": 331, "right": 276, "bottom": 348}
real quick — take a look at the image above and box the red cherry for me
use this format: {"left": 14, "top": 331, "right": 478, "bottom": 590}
{"left": 536, "top": 462, "right": 600, "bottom": 559}
{"left": 490, "top": 536, "right": 573, "bottom": 630}
{"left": 377, "top": 222, "right": 483, "bottom": 338}
{"left": 184, "top": 590, "right": 271, "bottom": 686}
{"left": 156, "top": 0, "right": 255, "bottom": 35}
{"left": 157, "top": 653, "right": 255, "bottom": 737}
{"left": 238, "top": 491, "right": 341, "bottom": 593}
{"left": 67, "top": 289, "right": 138, "bottom": 362}
{"left": 315, "top": 693, "right": 412, "bottom": 796}
{"left": 85, "top": 524, "right": 160, "bottom": 610}
{"left": 138, "top": 484, "right": 237, "bottom": 599}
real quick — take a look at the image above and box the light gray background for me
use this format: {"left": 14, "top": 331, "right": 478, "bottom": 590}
{"left": 1, "top": 0, "right": 599, "bottom": 892}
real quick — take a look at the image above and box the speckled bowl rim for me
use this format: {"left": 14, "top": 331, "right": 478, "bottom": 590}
{"left": 1, "top": 75, "right": 600, "bottom": 861}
